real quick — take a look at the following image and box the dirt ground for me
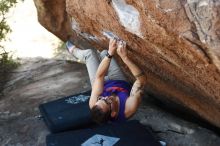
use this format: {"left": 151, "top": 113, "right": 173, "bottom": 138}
{"left": 0, "top": 57, "right": 219, "bottom": 146}
{"left": 0, "top": 58, "right": 90, "bottom": 146}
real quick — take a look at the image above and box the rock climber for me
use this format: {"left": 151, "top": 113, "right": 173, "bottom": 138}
{"left": 66, "top": 38, "right": 146, "bottom": 123}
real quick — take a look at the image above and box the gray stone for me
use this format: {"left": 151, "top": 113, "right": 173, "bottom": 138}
{"left": 132, "top": 103, "right": 220, "bottom": 146}
{"left": 0, "top": 58, "right": 219, "bottom": 146}
{"left": 0, "top": 58, "right": 90, "bottom": 146}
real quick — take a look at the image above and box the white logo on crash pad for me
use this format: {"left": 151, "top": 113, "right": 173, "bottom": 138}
{"left": 81, "top": 134, "right": 120, "bottom": 146}
{"left": 65, "top": 95, "right": 89, "bottom": 104}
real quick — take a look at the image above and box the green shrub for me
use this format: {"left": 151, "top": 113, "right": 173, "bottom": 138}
{"left": 0, "top": 52, "right": 19, "bottom": 96}
{"left": 0, "top": 0, "right": 22, "bottom": 96}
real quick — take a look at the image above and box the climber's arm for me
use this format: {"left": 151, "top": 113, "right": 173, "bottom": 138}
{"left": 89, "top": 38, "right": 117, "bottom": 108}
{"left": 116, "top": 41, "right": 146, "bottom": 118}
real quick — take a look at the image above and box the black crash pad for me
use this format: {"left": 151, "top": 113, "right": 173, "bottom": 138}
{"left": 39, "top": 91, "right": 94, "bottom": 133}
{"left": 46, "top": 120, "right": 161, "bottom": 146}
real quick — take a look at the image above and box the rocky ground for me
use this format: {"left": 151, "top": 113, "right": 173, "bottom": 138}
{"left": 0, "top": 57, "right": 219, "bottom": 146}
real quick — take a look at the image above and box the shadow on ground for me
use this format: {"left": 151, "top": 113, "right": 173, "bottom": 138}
{"left": 0, "top": 57, "right": 219, "bottom": 146}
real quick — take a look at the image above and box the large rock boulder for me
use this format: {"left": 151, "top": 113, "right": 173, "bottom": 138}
{"left": 33, "top": 0, "right": 220, "bottom": 128}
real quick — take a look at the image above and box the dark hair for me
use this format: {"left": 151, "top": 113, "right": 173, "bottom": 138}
{"left": 91, "top": 105, "right": 111, "bottom": 124}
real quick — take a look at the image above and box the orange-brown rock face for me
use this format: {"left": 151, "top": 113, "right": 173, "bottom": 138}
{"left": 33, "top": 0, "right": 220, "bottom": 127}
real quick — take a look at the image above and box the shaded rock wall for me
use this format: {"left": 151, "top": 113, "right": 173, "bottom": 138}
{"left": 33, "top": 0, "right": 220, "bottom": 128}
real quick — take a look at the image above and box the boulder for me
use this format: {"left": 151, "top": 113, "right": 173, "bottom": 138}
{"left": 33, "top": 0, "right": 220, "bottom": 128}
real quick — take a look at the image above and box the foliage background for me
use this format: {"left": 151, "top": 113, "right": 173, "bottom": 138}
{"left": 0, "top": 0, "right": 21, "bottom": 96}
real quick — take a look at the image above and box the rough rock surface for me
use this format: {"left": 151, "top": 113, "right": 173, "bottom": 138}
{"left": 33, "top": 0, "right": 220, "bottom": 128}
{"left": 0, "top": 58, "right": 219, "bottom": 146}
{"left": 0, "top": 58, "right": 90, "bottom": 146}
